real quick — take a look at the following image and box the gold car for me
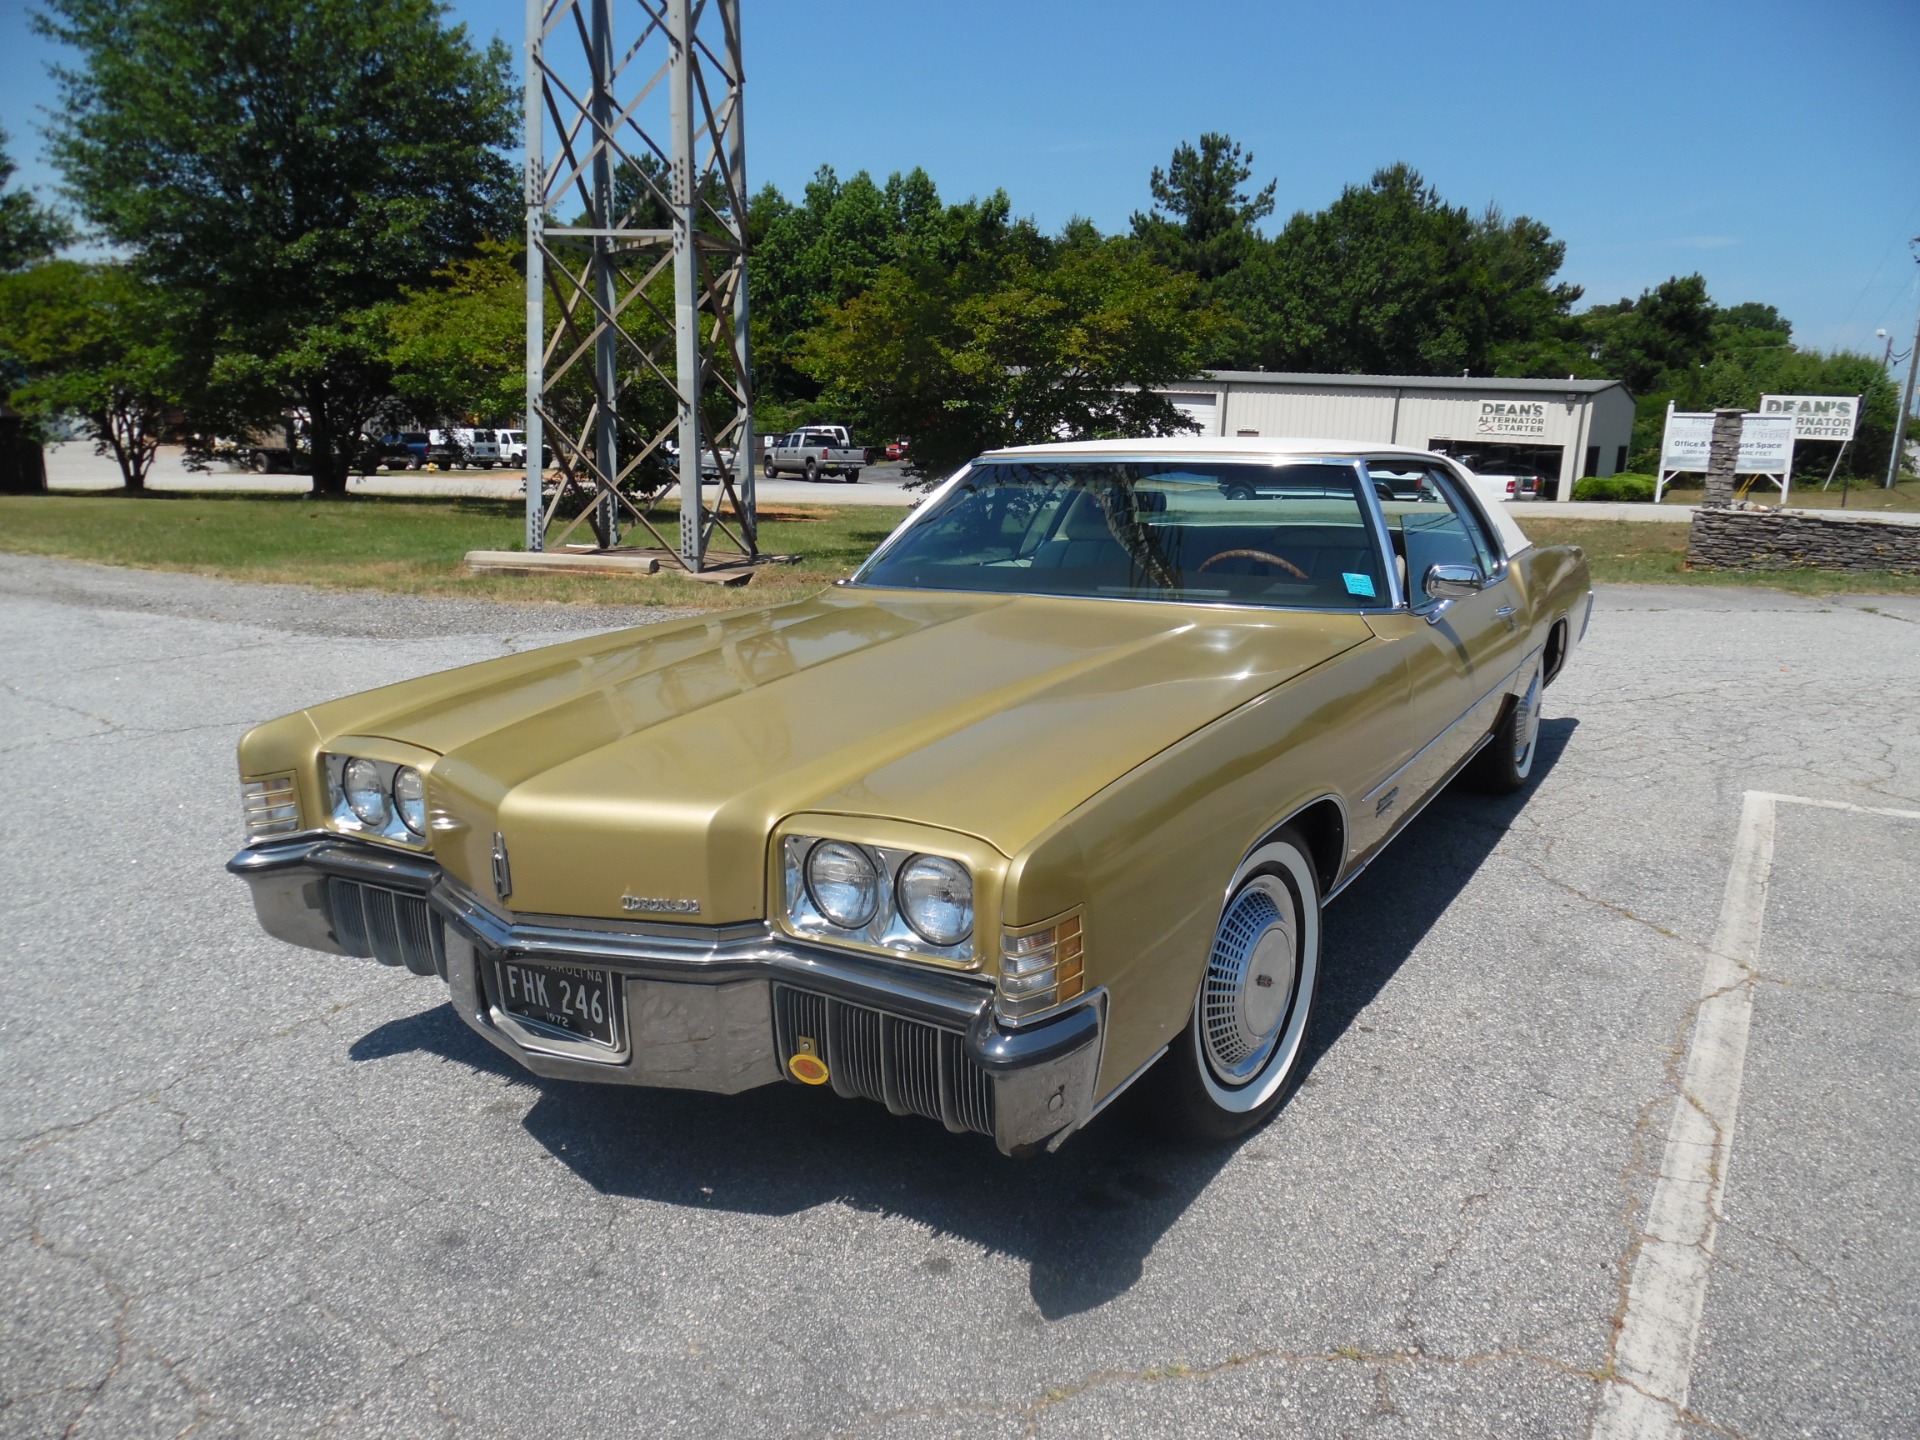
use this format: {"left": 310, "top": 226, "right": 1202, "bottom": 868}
{"left": 230, "top": 439, "right": 1591, "bottom": 1155}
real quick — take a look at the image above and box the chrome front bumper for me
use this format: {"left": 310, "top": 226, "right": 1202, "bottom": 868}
{"left": 228, "top": 835, "right": 1104, "bottom": 1156}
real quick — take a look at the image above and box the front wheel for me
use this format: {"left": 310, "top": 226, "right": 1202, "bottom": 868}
{"left": 1469, "top": 662, "right": 1542, "bottom": 794}
{"left": 1148, "top": 830, "right": 1322, "bottom": 1142}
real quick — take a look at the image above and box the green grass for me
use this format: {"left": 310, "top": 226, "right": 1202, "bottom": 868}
{"left": 2, "top": 493, "right": 1915, "bottom": 607}
{"left": 1523, "top": 518, "right": 1920, "bottom": 595}
{"left": 1652, "top": 477, "right": 1920, "bottom": 514}
{"left": 0, "top": 492, "right": 912, "bottom": 609}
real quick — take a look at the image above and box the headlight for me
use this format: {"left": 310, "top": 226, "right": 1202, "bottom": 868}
{"left": 782, "top": 835, "right": 978, "bottom": 965}
{"left": 391, "top": 766, "right": 426, "bottom": 836}
{"left": 342, "top": 758, "right": 389, "bottom": 826}
{"left": 805, "top": 840, "right": 880, "bottom": 929}
{"left": 324, "top": 753, "right": 429, "bottom": 848}
{"left": 897, "top": 854, "right": 972, "bottom": 946}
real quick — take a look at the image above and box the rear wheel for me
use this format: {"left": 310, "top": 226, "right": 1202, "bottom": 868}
{"left": 1470, "top": 662, "right": 1542, "bottom": 794}
{"left": 804, "top": 459, "right": 818, "bottom": 482}
{"left": 844, "top": 469, "right": 860, "bottom": 484}
{"left": 1148, "top": 830, "right": 1321, "bottom": 1142}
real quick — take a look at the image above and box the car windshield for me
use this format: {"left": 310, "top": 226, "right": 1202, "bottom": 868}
{"left": 856, "top": 459, "right": 1393, "bottom": 609}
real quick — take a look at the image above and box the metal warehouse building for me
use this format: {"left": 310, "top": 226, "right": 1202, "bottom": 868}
{"left": 1158, "top": 371, "right": 1637, "bottom": 501}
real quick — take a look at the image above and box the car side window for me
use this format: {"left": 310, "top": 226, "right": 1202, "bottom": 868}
{"left": 1425, "top": 467, "right": 1500, "bottom": 576}
{"left": 1372, "top": 463, "right": 1499, "bottom": 607}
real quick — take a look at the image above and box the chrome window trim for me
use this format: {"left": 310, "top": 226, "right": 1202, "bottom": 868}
{"left": 1353, "top": 460, "right": 1409, "bottom": 609}
{"left": 1363, "top": 456, "right": 1511, "bottom": 613}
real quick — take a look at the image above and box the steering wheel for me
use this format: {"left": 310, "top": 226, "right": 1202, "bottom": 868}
{"left": 1196, "top": 548, "right": 1309, "bottom": 580}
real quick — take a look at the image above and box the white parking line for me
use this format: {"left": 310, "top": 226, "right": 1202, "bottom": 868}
{"left": 1591, "top": 791, "right": 1920, "bottom": 1438}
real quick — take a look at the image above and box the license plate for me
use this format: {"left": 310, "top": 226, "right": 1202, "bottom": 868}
{"left": 492, "top": 958, "right": 621, "bottom": 1049}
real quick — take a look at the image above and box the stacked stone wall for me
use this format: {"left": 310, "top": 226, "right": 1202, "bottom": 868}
{"left": 1686, "top": 505, "right": 1920, "bottom": 574}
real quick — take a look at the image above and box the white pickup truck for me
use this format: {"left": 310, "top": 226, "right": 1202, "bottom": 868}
{"left": 765, "top": 426, "right": 864, "bottom": 483}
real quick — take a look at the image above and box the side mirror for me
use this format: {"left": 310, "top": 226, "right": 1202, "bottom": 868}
{"left": 1422, "top": 563, "right": 1483, "bottom": 624}
{"left": 1423, "top": 563, "right": 1484, "bottom": 600}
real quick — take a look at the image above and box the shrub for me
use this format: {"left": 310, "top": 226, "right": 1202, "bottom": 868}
{"left": 1573, "top": 472, "right": 1656, "bottom": 502}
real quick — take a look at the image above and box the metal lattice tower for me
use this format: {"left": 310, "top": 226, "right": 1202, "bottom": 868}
{"left": 523, "top": 0, "right": 755, "bottom": 571}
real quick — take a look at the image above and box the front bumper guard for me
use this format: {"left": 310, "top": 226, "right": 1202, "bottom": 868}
{"left": 228, "top": 835, "right": 1104, "bottom": 1156}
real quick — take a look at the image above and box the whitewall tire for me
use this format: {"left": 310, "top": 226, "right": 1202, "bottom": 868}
{"left": 1152, "top": 829, "right": 1322, "bottom": 1141}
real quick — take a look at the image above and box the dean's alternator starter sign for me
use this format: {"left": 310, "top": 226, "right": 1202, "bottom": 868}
{"left": 1759, "top": 394, "right": 1859, "bottom": 442}
{"left": 1475, "top": 400, "right": 1548, "bottom": 438}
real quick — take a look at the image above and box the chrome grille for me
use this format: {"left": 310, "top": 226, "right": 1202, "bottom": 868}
{"left": 773, "top": 986, "right": 995, "bottom": 1138}
{"left": 327, "top": 879, "right": 444, "bottom": 978}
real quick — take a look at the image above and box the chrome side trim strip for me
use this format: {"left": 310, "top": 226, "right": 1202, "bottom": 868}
{"left": 1326, "top": 729, "right": 1498, "bottom": 904}
{"left": 1359, "top": 644, "right": 1544, "bottom": 805}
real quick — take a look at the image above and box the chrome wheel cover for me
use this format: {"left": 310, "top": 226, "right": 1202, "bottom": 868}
{"left": 1200, "top": 875, "right": 1300, "bottom": 1083}
{"left": 1513, "top": 667, "right": 1542, "bottom": 772}
{"left": 1189, "top": 842, "right": 1320, "bottom": 1115}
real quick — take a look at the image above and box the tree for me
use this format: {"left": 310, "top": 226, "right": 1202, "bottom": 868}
{"left": 385, "top": 240, "right": 526, "bottom": 424}
{"left": 1221, "top": 164, "right": 1580, "bottom": 376}
{"left": 802, "top": 229, "right": 1216, "bottom": 476}
{"left": 0, "top": 126, "right": 70, "bottom": 273}
{"left": 37, "top": 0, "right": 518, "bottom": 495}
{"left": 1130, "top": 134, "right": 1275, "bottom": 283}
{"left": 0, "top": 261, "right": 184, "bottom": 488}
{"left": 1583, "top": 274, "right": 1717, "bottom": 395}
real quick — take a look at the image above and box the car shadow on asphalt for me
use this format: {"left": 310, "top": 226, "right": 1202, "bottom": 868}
{"left": 1307, "top": 715, "right": 1579, "bottom": 1072}
{"left": 348, "top": 716, "right": 1576, "bottom": 1321}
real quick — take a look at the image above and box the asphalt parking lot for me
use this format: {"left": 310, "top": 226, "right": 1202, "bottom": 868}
{"left": 3, "top": 554, "right": 1916, "bottom": 1438}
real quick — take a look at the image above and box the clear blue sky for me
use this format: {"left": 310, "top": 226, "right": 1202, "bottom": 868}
{"left": 5, "top": 0, "right": 1918, "bottom": 376}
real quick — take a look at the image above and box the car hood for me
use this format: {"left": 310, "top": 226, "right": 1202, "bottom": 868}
{"left": 305, "top": 588, "right": 1371, "bottom": 921}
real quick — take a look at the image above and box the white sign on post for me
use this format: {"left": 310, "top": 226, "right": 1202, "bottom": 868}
{"left": 1658, "top": 413, "right": 1795, "bottom": 474}
{"left": 1656, "top": 410, "right": 1798, "bottom": 503}
{"left": 1758, "top": 394, "right": 1858, "bottom": 442}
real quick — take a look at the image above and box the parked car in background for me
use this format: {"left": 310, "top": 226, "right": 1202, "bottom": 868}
{"left": 886, "top": 439, "right": 910, "bottom": 462}
{"left": 360, "top": 435, "right": 418, "bottom": 471}
{"left": 227, "top": 437, "right": 1590, "bottom": 1157}
{"left": 766, "top": 427, "right": 865, "bottom": 482}
{"left": 1465, "top": 467, "right": 1546, "bottom": 502}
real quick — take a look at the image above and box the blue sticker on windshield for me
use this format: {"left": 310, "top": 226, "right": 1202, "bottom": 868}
{"left": 1343, "top": 572, "right": 1377, "bottom": 598}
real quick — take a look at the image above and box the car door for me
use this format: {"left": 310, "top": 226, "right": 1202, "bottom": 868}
{"left": 1357, "top": 459, "right": 1532, "bottom": 833}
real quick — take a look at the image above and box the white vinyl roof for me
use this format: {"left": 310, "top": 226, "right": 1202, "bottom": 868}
{"left": 982, "top": 435, "right": 1442, "bottom": 461}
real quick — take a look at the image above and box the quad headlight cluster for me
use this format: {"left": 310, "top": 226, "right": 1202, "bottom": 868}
{"left": 782, "top": 836, "right": 975, "bottom": 964}
{"left": 324, "top": 754, "right": 428, "bottom": 847}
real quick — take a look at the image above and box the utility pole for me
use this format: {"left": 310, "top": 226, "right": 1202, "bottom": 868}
{"left": 522, "top": 0, "right": 756, "bottom": 570}
{"left": 1886, "top": 240, "right": 1920, "bottom": 490}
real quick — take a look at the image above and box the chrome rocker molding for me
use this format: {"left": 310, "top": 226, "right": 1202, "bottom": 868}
{"left": 228, "top": 836, "right": 1103, "bottom": 1156}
